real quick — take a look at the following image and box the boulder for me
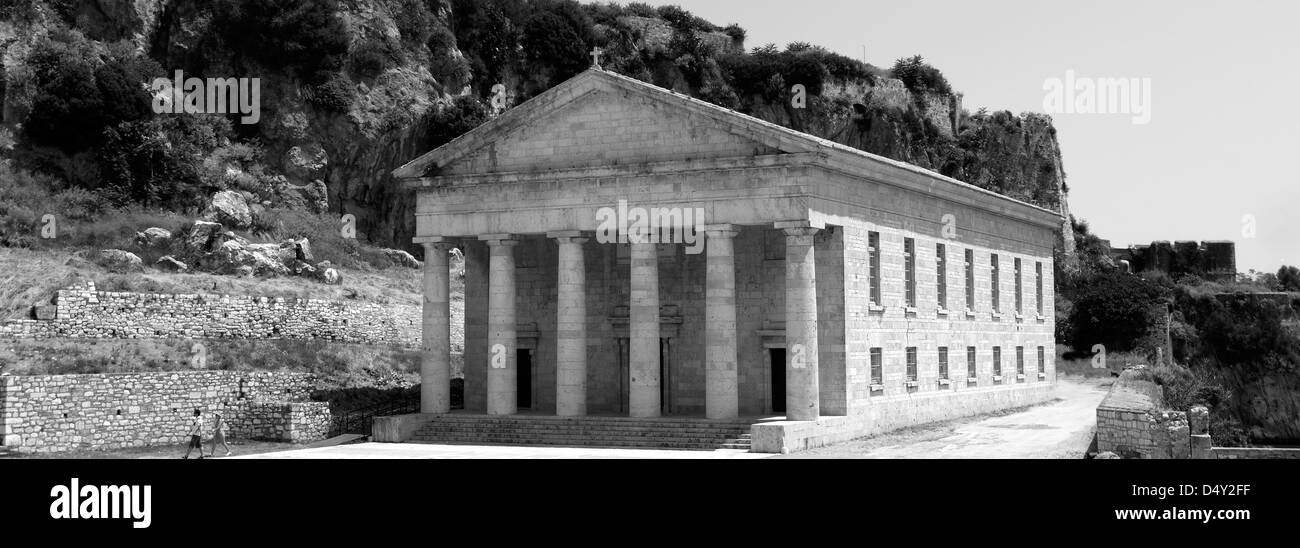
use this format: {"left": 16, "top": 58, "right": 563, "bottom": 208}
{"left": 321, "top": 267, "right": 343, "bottom": 284}
{"left": 290, "top": 260, "right": 318, "bottom": 277}
{"left": 203, "top": 240, "right": 291, "bottom": 277}
{"left": 201, "top": 191, "right": 252, "bottom": 229}
{"left": 155, "top": 256, "right": 189, "bottom": 272}
{"left": 1094, "top": 452, "right": 1121, "bottom": 460}
{"left": 134, "top": 227, "right": 173, "bottom": 248}
{"left": 186, "top": 221, "right": 224, "bottom": 252}
{"left": 94, "top": 249, "right": 144, "bottom": 273}
{"left": 283, "top": 143, "right": 329, "bottom": 182}
{"left": 284, "top": 238, "right": 313, "bottom": 262}
{"left": 383, "top": 248, "right": 421, "bottom": 269}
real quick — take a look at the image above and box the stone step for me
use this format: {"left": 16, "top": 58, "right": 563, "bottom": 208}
{"left": 426, "top": 418, "right": 756, "bottom": 429}
{"left": 413, "top": 433, "right": 752, "bottom": 445}
{"left": 416, "top": 425, "right": 751, "bottom": 435}
{"left": 410, "top": 436, "right": 751, "bottom": 451}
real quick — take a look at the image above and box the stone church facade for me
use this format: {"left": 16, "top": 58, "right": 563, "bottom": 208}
{"left": 388, "top": 68, "right": 1061, "bottom": 453}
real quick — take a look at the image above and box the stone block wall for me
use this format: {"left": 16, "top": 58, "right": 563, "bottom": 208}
{"left": 0, "top": 371, "right": 328, "bottom": 453}
{"left": 1096, "top": 368, "right": 1194, "bottom": 459}
{"left": 0, "top": 282, "right": 420, "bottom": 348}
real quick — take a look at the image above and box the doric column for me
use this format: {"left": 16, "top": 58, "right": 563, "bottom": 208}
{"left": 780, "top": 223, "right": 821, "bottom": 421}
{"left": 704, "top": 225, "right": 739, "bottom": 419}
{"left": 550, "top": 231, "right": 589, "bottom": 417}
{"left": 629, "top": 240, "right": 660, "bottom": 417}
{"left": 416, "top": 237, "right": 455, "bottom": 414}
{"left": 481, "top": 235, "right": 519, "bottom": 416}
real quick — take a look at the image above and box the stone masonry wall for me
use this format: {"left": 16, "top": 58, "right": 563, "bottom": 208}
{"left": 0, "top": 281, "right": 420, "bottom": 348}
{"left": 0, "top": 371, "right": 329, "bottom": 453}
{"left": 1096, "top": 368, "right": 1190, "bottom": 459}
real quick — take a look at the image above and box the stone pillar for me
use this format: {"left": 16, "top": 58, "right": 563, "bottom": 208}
{"left": 416, "top": 237, "right": 454, "bottom": 414}
{"left": 482, "top": 235, "right": 519, "bottom": 416}
{"left": 781, "top": 224, "right": 820, "bottom": 421}
{"left": 629, "top": 241, "right": 660, "bottom": 417}
{"left": 550, "top": 231, "right": 589, "bottom": 417}
{"left": 704, "top": 225, "right": 739, "bottom": 420}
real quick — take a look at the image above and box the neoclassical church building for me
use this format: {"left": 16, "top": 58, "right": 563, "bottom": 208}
{"left": 382, "top": 65, "right": 1061, "bottom": 453}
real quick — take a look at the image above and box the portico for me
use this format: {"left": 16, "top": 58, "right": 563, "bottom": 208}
{"left": 388, "top": 67, "right": 1062, "bottom": 453}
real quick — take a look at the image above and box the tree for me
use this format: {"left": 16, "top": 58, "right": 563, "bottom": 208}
{"left": 1067, "top": 269, "right": 1170, "bottom": 353}
{"left": 1277, "top": 265, "right": 1300, "bottom": 291}
{"left": 890, "top": 55, "right": 953, "bottom": 95}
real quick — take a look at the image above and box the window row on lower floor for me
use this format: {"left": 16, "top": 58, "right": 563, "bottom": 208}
{"left": 869, "top": 345, "right": 1048, "bottom": 386}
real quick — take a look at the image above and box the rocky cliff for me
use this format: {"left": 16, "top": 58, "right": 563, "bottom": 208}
{"left": 1, "top": 0, "right": 1076, "bottom": 259}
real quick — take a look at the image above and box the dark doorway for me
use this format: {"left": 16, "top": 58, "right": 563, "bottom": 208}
{"left": 770, "top": 348, "right": 786, "bottom": 413}
{"left": 517, "top": 349, "right": 533, "bottom": 409}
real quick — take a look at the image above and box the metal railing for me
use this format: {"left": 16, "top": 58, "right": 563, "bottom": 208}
{"left": 327, "top": 394, "right": 421, "bottom": 438}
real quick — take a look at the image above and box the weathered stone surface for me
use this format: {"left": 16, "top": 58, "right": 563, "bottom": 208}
{"left": 383, "top": 248, "right": 421, "bottom": 269}
{"left": 134, "top": 227, "right": 173, "bottom": 248}
{"left": 201, "top": 190, "right": 252, "bottom": 229}
{"left": 154, "top": 256, "right": 188, "bottom": 272}
{"left": 0, "top": 281, "right": 420, "bottom": 346}
{"left": 284, "top": 143, "right": 329, "bottom": 182}
{"left": 1095, "top": 451, "right": 1121, "bottom": 459}
{"left": 93, "top": 249, "right": 143, "bottom": 273}
{"left": 320, "top": 268, "right": 342, "bottom": 285}
{"left": 0, "top": 371, "right": 329, "bottom": 454}
{"left": 291, "top": 238, "right": 314, "bottom": 262}
{"left": 186, "top": 221, "right": 224, "bottom": 252}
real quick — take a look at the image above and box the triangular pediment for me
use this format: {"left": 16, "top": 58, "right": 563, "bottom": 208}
{"left": 393, "top": 69, "right": 821, "bottom": 179}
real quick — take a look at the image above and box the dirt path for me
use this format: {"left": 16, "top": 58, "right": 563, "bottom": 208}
{"left": 780, "top": 376, "right": 1113, "bottom": 459}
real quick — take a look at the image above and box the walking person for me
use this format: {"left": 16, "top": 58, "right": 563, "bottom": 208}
{"left": 182, "top": 408, "right": 205, "bottom": 459}
{"left": 209, "top": 411, "right": 233, "bottom": 457}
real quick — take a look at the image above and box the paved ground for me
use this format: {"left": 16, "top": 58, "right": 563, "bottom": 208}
{"left": 230, "top": 376, "right": 1108, "bottom": 460}
{"left": 233, "top": 442, "right": 772, "bottom": 459}
{"left": 780, "top": 376, "right": 1111, "bottom": 459}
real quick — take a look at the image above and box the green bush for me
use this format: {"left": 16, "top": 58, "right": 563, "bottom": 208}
{"left": 1065, "top": 269, "right": 1171, "bottom": 353}
{"left": 426, "top": 95, "right": 489, "bottom": 149}
{"left": 890, "top": 55, "right": 953, "bottom": 96}
{"left": 349, "top": 39, "right": 399, "bottom": 80}
{"left": 304, "top": 72, "right": 355, "bottom": 112}
{"left": 202, "top": 0, "right": 349, "bottom": 84}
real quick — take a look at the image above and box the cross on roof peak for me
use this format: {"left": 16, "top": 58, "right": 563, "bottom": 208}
{"left": 590, "top": 46, "right": 604, "bottom": 69}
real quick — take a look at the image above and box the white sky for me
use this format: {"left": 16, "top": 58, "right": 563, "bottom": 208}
{"left": 641, "top": 0, "right": 1300, "bottom": 274}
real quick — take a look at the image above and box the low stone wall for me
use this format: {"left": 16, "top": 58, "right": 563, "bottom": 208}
{"left": 1214, "top": 447, "right": 1300, "bottom": 459}
{"left": 0, "top": 281, "right": 420, "bottom": 348}
{"left": 0, "top": 370, "right": 329, "bottom": 453}
{"left": 752, "top": 383, "right": 1057, "bottom": 454}
{"left": 1095, "top": 368, "right": 1192, "bottom": 459}
{"left": 232, "top": 401, "right": 331, "bottom": 443}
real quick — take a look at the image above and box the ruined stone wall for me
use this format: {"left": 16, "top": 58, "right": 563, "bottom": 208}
{"left": 0, "top": 371, "right": 328, "bottom": 453}
{"left": 1096, "top": 368, "right": 1189, "bottom": 459}
{"left": 1114, "top": 240, "right": 1237, "bottom": 282}
{"left": 0, "top": 282, "right": 420, "bottom": 348}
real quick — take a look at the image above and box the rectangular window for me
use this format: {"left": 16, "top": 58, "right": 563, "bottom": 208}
{"left": 869, "top": 232, "right": 881, "bottom": 305}
{"left": 870, "top": 348, "right": 883, "bottom": 385}
{"left": 1036, "top": 262, "right": 1044, "bottom": 315}
{"left": 1014, "top": 258, "right": 1023, "bottom": 314}
{"left": 1038, "top": 346, "right": 1046, "bottom": 374}
{"left": 904, "top": 238, "right": 916, "bottom": 308}
{"left": 967, "top": 346, "right": 977, "bottom": 379}
{"left": 936, "top": 243, "right": 947, "bottom": 309}
{"left": 1017, "top": 346, "right": 1025, "bottom": 375}
{"left": 991, "top": 254, "right": 1001, "bottom": 313}
{"left": 993, "top": 346, "right": 1002, "bottom": 377}
{"left": 906, "top": 347, "right": 918, "bottom": 382}
{"left": 965, "top": 249, "right": 975, "bottom": 310}
{"left": 939, "top": 347, "right": 949, "bottom": 380}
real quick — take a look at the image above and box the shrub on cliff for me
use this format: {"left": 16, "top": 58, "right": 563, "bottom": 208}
{"left": 890, "top": 55, "right": 952, "bottom": 96}
{"left": 1066, "top": 269, "right": 1171, "bottom": 354}
{"left": 202, "top": 0, "right": 349, "bottom": 84}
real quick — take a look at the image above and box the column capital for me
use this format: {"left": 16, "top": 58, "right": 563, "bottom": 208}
{"left": 480, "top": 234, "right": 519, "bottom": 247}
{"left": 701, "top": 224, "right": 740, "bottom": 239}
{"left": 547, "top": 230, "right": 590, "bottom": 244}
